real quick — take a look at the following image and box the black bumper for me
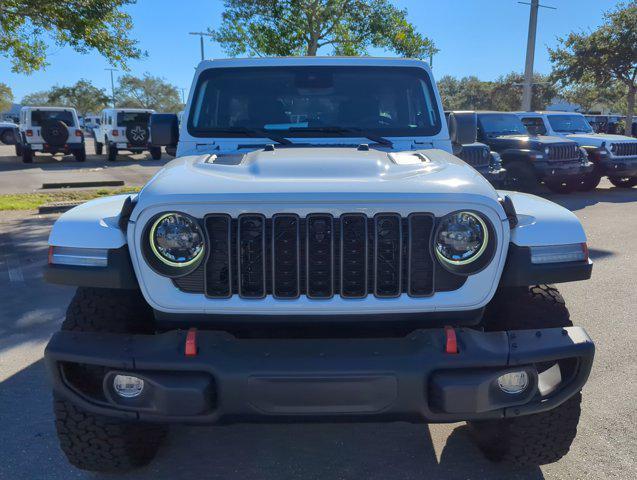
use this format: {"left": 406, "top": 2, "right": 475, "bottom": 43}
{"left": 45, "top": 326, "right": 594, "bottom": 424}
{"left": 600, "top": 156, "right": 637, "bottom": 177}
{"left": 475, "top": 166, "right": 506, "bottom": 187}
{"left": 534, "top": 160, "right": 593, "bottom": 181}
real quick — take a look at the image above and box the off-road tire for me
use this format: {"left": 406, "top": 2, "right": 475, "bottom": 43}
{"left": 22, "top": 146, "right": 33, "bottom": 163}
{"left": 74, "top": 147, "right": 86, "bottom": 162}
{"left": 1, "top": 129, "right": 15, "bottom": 145}
{"left": 15, "top": 142, "right": 23, "bottom": 157}
{"left": 503, "top": 160, "right": 537, "bottom": 193}
{"left": 608, "top": 175, "right": 637, "bottom": 188}
{"left": 545, "top": 178, "right": 576, "bottom": 194}
{"left": 107, "top": 142, "right": 117, "bottom": 162}
{"left": 53, "top": 288, "right": 166, "bottom": 472}
{"left": 468, "top": 285, "right": 581, "bottom": 466}
{"left": 576, "top": 171, "right": 601, "bottom": 192}
{"left": 94, "top": 141, "right": 103, "bottom": 155}
{"left": 149, "top": 145, "right": 162, "bottom": 160}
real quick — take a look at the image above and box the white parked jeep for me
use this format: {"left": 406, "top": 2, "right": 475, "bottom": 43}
{"left": 93, "top": 108, "right": 162, "bottom": 161}
{"left": 17, "top": 106, "right": 86, "bottom": 163}
{"left": 45, "top": 58, "right": 594, "bottom": 473}
{"left": 518, "top": 111, "right": 637, "bottom": 189}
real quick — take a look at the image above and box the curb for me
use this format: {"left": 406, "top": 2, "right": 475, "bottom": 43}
{"left": 41, "top": 180, "right": 125, "bottom": 189}
{"left": 38, "top": 202, "right": 83, "bottom": 214}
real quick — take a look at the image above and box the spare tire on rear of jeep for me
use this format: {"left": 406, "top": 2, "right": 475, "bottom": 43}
{"left": 125, "top": 123, "right": 149, "bottom": 147}
{"left": 41, "top": 120, "right": 69, "bottom": 146}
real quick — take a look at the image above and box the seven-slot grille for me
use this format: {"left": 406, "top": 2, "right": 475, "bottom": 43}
{"left": 611, "top": 142, "right": 637, "bottom": 157}
{"left": 547, "top": 144, "right": 579, "bottom": 161}
{"left": 183, "top": 213, "right": 443, "bottom": 299}
{"left": 459, "top": 145, "right": 490, "bottom": 167}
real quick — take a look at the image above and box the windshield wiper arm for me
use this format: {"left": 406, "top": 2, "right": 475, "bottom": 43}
{"left": 288, "top": 126, "right": 393, "bottom": 148}
{"left": 211, "top": 127, "right": 293, "bottom": 145}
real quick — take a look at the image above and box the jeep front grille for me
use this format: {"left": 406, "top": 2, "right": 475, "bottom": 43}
{"left": 174, "top": 213, "right": 466, "bottom": 299}
{"left": 610, "top": 142, "right": 637, "bottom": 157}
{"left": 547, "top": 144, "right": 579, "bottom": 161}
{"left": 459, "top": 146, "right": 490, "bottom": 167}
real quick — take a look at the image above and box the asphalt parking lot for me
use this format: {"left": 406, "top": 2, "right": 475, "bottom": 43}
{"left": 0, "top": 162, "right": 636, "bottom": 478}
{"left": 0, "top": 139, "right": 169, "bottom": 193}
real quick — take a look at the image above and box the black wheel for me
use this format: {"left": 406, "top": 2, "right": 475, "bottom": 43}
{"left": 503, "top": 160, "right": 537, "bottom": 193}
{"left": 22, "top": 146, "right": 33, "bottom": 163}
{"left": 545, "top": 178, "right": 576, "bottom": 194}
{"left": 576, "top": 171, "right": 601, "bottom": 192}
{"left": 149, "top": 146, "right": 162, "bottom": 160}
{"left": 1, "top": 129, "right": 15, "bottom": 145}
{"left": 53, "top": 288, "right": 166, "bottom": 473}
{"left": 94, "top": 141, "right": 103, "bottom": 155}
{"left": 74, "top": 147, "right": 86, "bottom": 162}
{"left": 468, "top": 285, "right": 581, "bottom": 467}
{"left": 15, "top": 142, "right": 23, "bottom": 157}
{"left": 608, "top": 176, "right": 637, "bottom": 188}
{"left": 107, "top": 143, "right": 118, "bottom": 162}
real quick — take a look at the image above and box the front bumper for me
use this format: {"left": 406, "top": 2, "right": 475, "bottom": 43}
{"left": 45, "top": 326, "right": 594, "bottom": 424}
{"left": 475, "top": 166, "right": 506, "bottom": 187}
{"left": 600, "top": 156, "right": 637, "bottom": 177}
{"left": 535, "top": 160, "right": 593, "bottom": 181}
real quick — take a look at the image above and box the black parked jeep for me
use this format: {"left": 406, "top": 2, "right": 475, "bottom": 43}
{"left": 476, "top": 112, "right": 592, "bottom": 193}
{"left": 456, "top": 142, "right": 506, "bottom": 187}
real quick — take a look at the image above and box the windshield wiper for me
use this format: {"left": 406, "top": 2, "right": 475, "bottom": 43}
{"left": 210, "top": 127, "right": 292, "bottom": 145}
{"left": 288, "top": 126, "right": 393, "bottom": 148}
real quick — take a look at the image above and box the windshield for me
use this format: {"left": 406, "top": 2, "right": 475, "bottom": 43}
{"left": 188, "top": 66, "right": 441, "bottom": 138}
{"left": 117, "top": 112, "right": 151, "bottom": 126}
{"left": 477, "top": 113, "right": 527, "bottom": 136}
{"left": 31, "top": 110, "right": 75, "bottom": 127}
{"left": 547, "top": 115, "right": 593, "bottom": 133}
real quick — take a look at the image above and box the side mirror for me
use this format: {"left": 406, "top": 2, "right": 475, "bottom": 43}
{"left": 448, "top": 111, "right": 477, "bottom": 153}
{"left": 150, "top": 113, "right": 179, "bottom": 147}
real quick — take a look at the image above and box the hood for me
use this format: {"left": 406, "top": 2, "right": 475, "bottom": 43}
{"left": 565, "top": 133, "right": 637, "bottom": 146}
{"left": 135, "top": 146, "right": 500, "bottom": 210}
{"left": 484, "top": 134, "right": 575, "bottom": 151}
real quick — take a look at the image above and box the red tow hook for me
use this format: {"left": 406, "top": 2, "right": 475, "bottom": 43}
{"left": 444, "top": 326, "right": 459, "bottom": 354}
{"left": 185, "top": 328, "right": 198, "bottom": 357}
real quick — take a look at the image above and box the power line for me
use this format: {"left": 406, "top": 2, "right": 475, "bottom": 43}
{"left": 189, "top": 32, "right": 215, "bottom": 62}
{"left": 519, "top": 1, "right": 556, "bottom": 111}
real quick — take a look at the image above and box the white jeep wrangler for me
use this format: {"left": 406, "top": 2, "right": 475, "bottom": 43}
{"left": 16, "top": 106, "right": 86, "bottom": 163}
{"left": 45, "top": 58, "right": 594, "bottom": 473}
{"left": 94, "top": 108, "right": 162, "bottom": 161}
{"left": 518, "top": 111, "right": 637, "bottom": 189}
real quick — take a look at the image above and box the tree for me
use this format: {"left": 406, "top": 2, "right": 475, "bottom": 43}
{"left": 549, "top": 2, "right": 637, "bottom": 131}
{"left": 490, "top": 72, "right": 557, "bottom": 111}
{"left": 48, "top": 80, "right": 111, "bottom": 115}
{"left": 210, "top": 0, "right": 437, "bottom": 58}
{"left": 20, "top": 80, "right": 110, "bottom": 114}
{"left": 0, "top": 0, "right": 143, "bottom": 74}
{"left": 0, "top": 83, "right": 13, "bottom": 112}
{"left": 115, "top": 74, "right": 183, "bottom": 112}
{"left": 558, "top": 81, "right": 625, "bottom": 113}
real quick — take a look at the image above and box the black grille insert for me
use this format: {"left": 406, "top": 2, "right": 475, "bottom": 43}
{"left": 237, "top": 214, "right": 266, "bottom": 298}
{"left": 306, "top": 214, "right": 334, "bottom": 298}
{"left": 340, "top": 214, "right": 368, "bottom": 298}
{"left": 272, "top": 214, "right": 300, "bottom": 298}
{"left": 408, "top": 214, "right": 435, "bottom": 297}
{"left": 205, "top": 215, "right": 232, "bottom": 298}
{"left": 374, "top": 214, "right": 402, "bottom": 297}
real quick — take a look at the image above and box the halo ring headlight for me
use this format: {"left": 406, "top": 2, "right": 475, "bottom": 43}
{"left": 434, "top": 211, "right": 496, "bottom": 275}
{"left": 143, "top": 212, "right": 206, "bottom": 277}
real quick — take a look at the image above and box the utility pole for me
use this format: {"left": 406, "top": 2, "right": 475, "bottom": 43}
{"left": 519, "top": 1, "right": 555, "bottom": 111}
{"left": 105, "top": 68, "right": 118, "bottom": 108}
{"left": 189, "top": 32, "right": 215, "bottom": 62}
{"left": 180, "top": 88, "right": 186, "bottom": 104}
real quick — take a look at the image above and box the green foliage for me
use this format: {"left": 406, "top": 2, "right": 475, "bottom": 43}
{"left": 210, "top": 0, "right": 437, "bottom": 58}
{"left": 558, "top": 81, "right": 626, "bottom": 114}
{"left": 20, "top": 80, "right": 110, "bottom": 115}
{"left": 0, "top": 83, "right": 13, "bottom": 112}
{"left": 549, "top": 2, "right": 637, "bottom": 125}
{"left": 438, "top": 73, "right": 557, "bottom": 111}
{"left": 115, "top": 74, "right": 183, "bottom": 112}
{"left": 0, "top": 0, "right": 144, "bottom": 73}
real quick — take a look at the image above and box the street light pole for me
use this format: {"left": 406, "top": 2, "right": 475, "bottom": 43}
{"left": 519, "top": 1, "right": 555, "bottom": 111}
{"left": 105, "top": 68, "right": 118, "bottom": 108}
{"left": 189, "top": 32, "right": 215, "bottom": 62}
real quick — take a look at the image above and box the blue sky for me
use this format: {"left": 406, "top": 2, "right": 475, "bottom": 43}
{"left": 0, "top": 0, "right": 620, "bottom": 103}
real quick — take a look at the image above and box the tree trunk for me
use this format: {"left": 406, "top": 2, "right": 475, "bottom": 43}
{"left": 307, "top": 36, "right": 319, "bottom": 55}
{"left": 626, "top": 85, "right": 636, "bottom": 137}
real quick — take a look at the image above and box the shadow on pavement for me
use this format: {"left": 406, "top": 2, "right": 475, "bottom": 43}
{"left": 544, "top": 186, "right": 637, "bottom": 211}
{"left": 0, "top": 358, "right": 543, "bottom": 480}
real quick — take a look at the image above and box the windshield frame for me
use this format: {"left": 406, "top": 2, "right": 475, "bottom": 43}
{"left": 186, "top": 66, "right": 442, "bottom": 139}
{"left": 546, "top": 114, "right": 594, "bottom": 134}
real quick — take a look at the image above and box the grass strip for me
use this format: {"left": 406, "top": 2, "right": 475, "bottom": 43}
{"left": 0, "top": 187, "right": 142, "bottom": 211}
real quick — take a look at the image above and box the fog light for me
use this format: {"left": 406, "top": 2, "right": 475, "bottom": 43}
{"left": 113, "top": 375, "right": 144, "bottom": 398}
{"left": 497, "top": 371, "right": 529, "bottom": 394}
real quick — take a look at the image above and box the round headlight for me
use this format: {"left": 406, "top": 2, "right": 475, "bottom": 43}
{"left": 143, "top": 213, "right": 205, "bottom": 277}
{"left": 435, "top": 211, "right": 493, "bottom": 274}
